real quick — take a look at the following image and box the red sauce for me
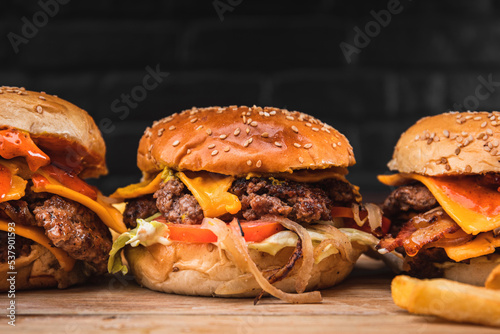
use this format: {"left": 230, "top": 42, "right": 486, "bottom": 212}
{"left": 0, "top": 164, "right": 12, "bottom": 199}
{"left": 432, "top": 176, "right": 500, "bottom": 217}
{"left": 36, "top": 165, "right": 98, "bottom": 200}
{"left": 0, "top": 129, "right": 50, "bottom": 171}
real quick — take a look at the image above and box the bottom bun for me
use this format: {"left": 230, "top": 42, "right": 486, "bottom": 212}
{"left": 125, "top": 241, "right": 366, "bottom": 297}
{"left": 436, "top": 254, "right": 500, "bottom": 286}
{"left": 0, "top": 244, "right": 95, "bottom": 291}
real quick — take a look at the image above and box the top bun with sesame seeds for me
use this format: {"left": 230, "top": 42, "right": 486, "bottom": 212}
{"left": 388, "top": 111, "right": 500, "bottom": 176}
{"left": 0, "top": 86, "right": 107, "bottom": 178}
{"left": 137, "top": 106, "right": 355, "bottom": 176}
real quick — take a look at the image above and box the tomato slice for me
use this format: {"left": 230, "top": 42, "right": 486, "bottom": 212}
{"left": 331, "top": 206, "right": 391, "bottom": 237}
{"left": 153, "top": 217, "right": 284, "bottom": 243}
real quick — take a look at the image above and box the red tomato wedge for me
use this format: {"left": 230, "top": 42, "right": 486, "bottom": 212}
{"left": 152, "top": 217, "right": 285, "bottom": 243}
{"left": 331, "top": 206, "right": 391, "bottom": 236}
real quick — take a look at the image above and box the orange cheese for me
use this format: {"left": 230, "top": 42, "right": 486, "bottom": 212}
{"left": 378, "top": 173, "right": 500, "bottom": 235}
{"left": 178, "top": 171, "right": 241, "bottom": 217}
{"left": 111, "top": 171, "right": 165, "bottom": 200}
{"left": 0, "top": 161, "right": 27, "bottom": 203}
{"left": 32, "top": 178, "right": 127, "bottom": 234}
{"left": 0, "top": 219, "right": 75, "bottom": 271}
{"left": 444, "top": 232, "right": 500, "bottom": 262}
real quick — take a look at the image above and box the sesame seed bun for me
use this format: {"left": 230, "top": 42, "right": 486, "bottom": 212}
{"left": 0, "top": 86, "right": 107, "bottom": 178}
{"left": 388, "top": 111, "right": 500, "bottom": 176}
{"left": 137, "top": 106, "right": 355, "bottom": 176}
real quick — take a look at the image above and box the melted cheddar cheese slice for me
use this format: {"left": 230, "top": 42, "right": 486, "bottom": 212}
{"left": 378, "top": 173, "right": 500, "bottom": 235}
{"left": 444, "top": 232, "right": 500, "bottom": 262}
{"left": 0, "top": 161, "right": 27, "bottom": 203}
{"left": 0, "top": 219, "right": 75, "bottom": 271}
{"left": 111, "top": 171, "right": 166, "bottom": 200}
{"left": 178, "top": 171, "right": 241, "bottom": 217}
{"left": 32, "top": 177, "right": 127, "bottom": 234}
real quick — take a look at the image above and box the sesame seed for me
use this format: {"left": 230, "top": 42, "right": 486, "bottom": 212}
{"left": 246, "top": 128, "right": 250, "bottom": 134}
{"left": 243, "top": 138, "right": 253, "bottom": 147}
{"left": 169, "top": 125, "right": 176, "bottom": 131}
{"left": 299, "top": 157, "right": 304, "bottom": 164}
{"left": 270, "top": 111, "right": 276, "bottom": 115}
{"left": 172, "top": 140, "right": 180, "bottom": 147}
{"left": 426, "top": 138, "right": 432, "bottom": 145}
{"left": 312, "top": 127, "right": 319, "bottom": 132}
{"left": 242, "top": 116, "right": 246, "bottom": 123}
{"left": 441, "top": 157, "right": 447, "bottom": 164}
{"left": 247, "top": 118, "right": 252, "bottom": 125}
{"left": 250, "top": 121, "right": 258, "bottom": 127}
{"left": 477, "top": 133, "right": 485, "bottom": 139}
{"left": 261, "top": 132, "right": 269, "bottom": 138}
{"left": 36, "top": 106, "right": 43, "bottom": 113}
{"left": 157, "top": 128, "right": 165, "bottom": 137}
{"left": 187, "top": 149, "right": 191, "bottom": 154}
{"left": 492, "top": 149, "right": 498, "bottom": 156}
{"left": 474, "top": 116, "right": 482, "bottom": 121}
{"left": 481, "top": 121, "right": 488, "bottom": 128}
{"left": 465, "top": 165, "right": 472, "bottom": 173}
{"left": 463, "top": 139, "right": 470, "bottom": 146}
{"left": 38, "top": 96, "right": 46, "bottom": 100}
{"left": 443, "top": 130, "right": 449, "bottom": 138}
{"left": 332, "top": 143, "right": 337, "bottom": 148}
{"left": 445, "top": 164, "right": 451, "bottom": 171}
{"left": 338, "top": 142, "right": 342, "bottom": 146}
{"left": 485, "top": 145, "right": 492, "bottom": 152}
{"left": 212, "top": 150, "right": 218, "bottom": 156}
{"left": 256, "top": 160, "right": 262, "bottom": 168}
{"left": 264, "top": 112, "right": 270, "bottom": 117}
{"left": 415, "top": 135, "right": 420, "bottom": 141}
{"left": 190, "top": 117, "right": 198, "bottom": 123}
{"left": 234, "top": 128, "right": 241, "bottom": 136}
{"left": 434, "top": 136, "right": 440, "bottom": 142}
{"left": 322, "top": 127, "right": 331, "bottom": 134}
{"left": 195, "top": 125, "right": 203, "bottom": 131}
{"left": 206, "top": 129, "right": 212, "bottom": 136}
{"left": 487, "top": 129, "right": 493, "bottom": 135}
{"left": 219, "top": 134, "right": 227, "bottom": 139}
{"left": 430, "top": 132, "right": 435, "bottom": 139}
{"left": 224, "top": 147, "right": 230, "bottom": 152}
{"left": 274, "top": 141, "right": 282, "bottom": 147}
{"left": 208, "top": 144, "right": 216, "bottom": 149}
{"left": 456, "top": 136, "right": 463, "bottom": 143}
{"left": 493, "top": 121, "right": 498, "bottom": 126}
{"left": 465, "top": 115, "right": 473, "bottom": 120}
{"left": 489, "top": 142, "right": 494, "bottom": 148}
{"left": 493, "top": 140, "right": 499, "bottom": 147}
{"left": 247, "top": 160, "right": 252, "bottom": 166}
{"left": 304, "top": 143, "right": 313, "bottom": 149}
{"left": 461, "top": 131, "right": 468, "bottom": 136}
{"left": 305, "top": 123, "right": 312, "bottom": 127}
{"left": 484, "top": 134, "right": 489, "bottom": 140}
{"left": 286, "top": 116, "right": 294, "bottom": 121}
{"left": 294, "top": 143, "right": 301, "bottom": 148}
{"left": 291, "top": 126, "right": 299, "bottom": 133}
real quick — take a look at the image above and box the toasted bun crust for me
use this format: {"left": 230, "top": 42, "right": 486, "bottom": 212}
{"left": 0, "top": 245, "right": 94, "bottom": 291}
{"left": 125, "top": 242, "right": 365, "bottom": 297}
{"left": 138, "top": 106, "right": 355, "bottom": 176}
{"left": 0, "top": 86, "right": 107, "bottom": 178}
{"left": 388, "top": 111, "right": 500, "bottom": 176}
{"left": 438, "top": 254, "right": 500, "bottom": 286}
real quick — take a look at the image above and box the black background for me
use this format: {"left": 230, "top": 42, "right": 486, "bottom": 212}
{"left": 2, "top": 0, "right": 500, "bottom": 197}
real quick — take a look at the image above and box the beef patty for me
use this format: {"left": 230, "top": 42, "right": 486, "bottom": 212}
{"left": 0, "top": 192, "right": 111, "bottom": 274}
{"left": 123, "top": 176, "right": 358, "bottom": 227}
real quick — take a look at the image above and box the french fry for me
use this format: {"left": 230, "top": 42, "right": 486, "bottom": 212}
{"left": 391, "top": 275, "right": 500, "bottom": 327}
{"left": 485, "top": 263, "right": 500, "bottom": 290}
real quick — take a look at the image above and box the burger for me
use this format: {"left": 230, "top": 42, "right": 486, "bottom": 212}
{"left": 109, "top": 105, "right": 385, "bottom": 303}
{"left": 0, "top": 86, "right": 126, "bottom": 291}
{"left": 378, "top": 112, "right": 500, "bottom": 285}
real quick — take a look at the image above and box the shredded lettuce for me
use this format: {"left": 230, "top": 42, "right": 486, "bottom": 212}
{"left": 108, "top": 219, "right": 171, "bottom": 274}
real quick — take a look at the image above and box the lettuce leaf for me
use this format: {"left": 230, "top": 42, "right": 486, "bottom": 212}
{"left": 107, "top": 219, "right": 171, "bottom": 274}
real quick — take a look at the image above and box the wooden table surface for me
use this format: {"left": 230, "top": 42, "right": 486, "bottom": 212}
{"left": 1, "top": 256, "right": 498, "bottom": 334}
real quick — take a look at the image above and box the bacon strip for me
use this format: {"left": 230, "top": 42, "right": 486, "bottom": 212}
{"left": 377, "top": 207, "right": 464, "bottom": 256}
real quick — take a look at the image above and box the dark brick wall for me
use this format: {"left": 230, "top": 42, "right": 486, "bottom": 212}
{"left": 2, "top": 0, "right": 500, "bottom": 196}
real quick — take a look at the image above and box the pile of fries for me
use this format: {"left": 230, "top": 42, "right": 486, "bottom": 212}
{"left": 391, "top": 264, "right": 500, "bottom": 327}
